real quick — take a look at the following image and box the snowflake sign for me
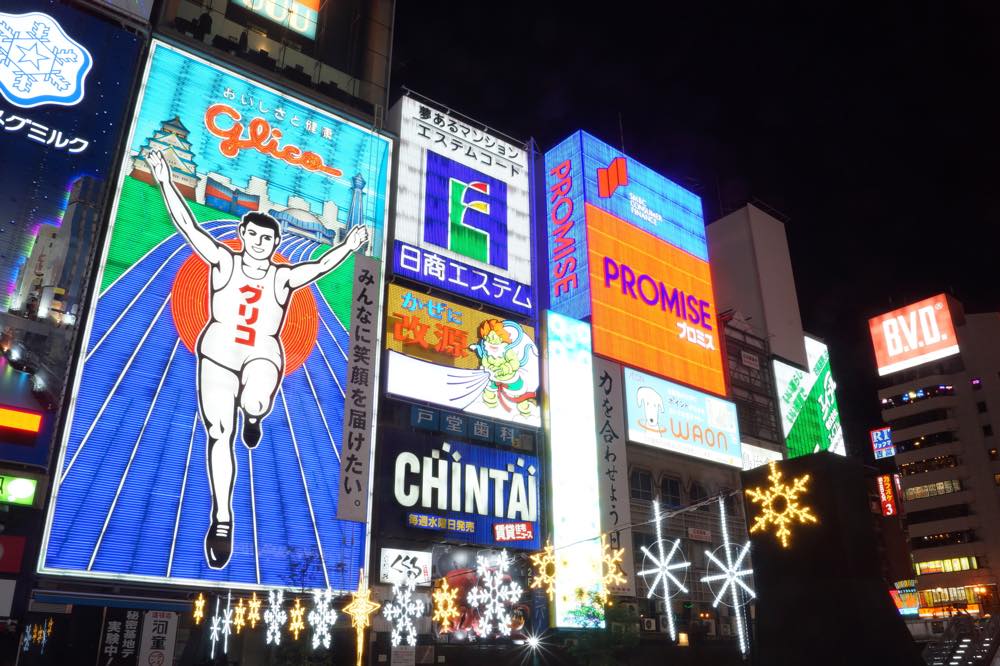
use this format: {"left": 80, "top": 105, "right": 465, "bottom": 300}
{"left": 745, "top": 461, "right": 817, "bottom": 548}
{"left": 264, "top": 589, "right": 287, "bottom": 646}
{"left": 308, "top": 588, "right": 338, "bottom": 650}
{"left": 637, "top": 499, "right": 690, "bottom": 641}
{"left": 700, "top": 497, "right": 755, "bottom": 656}
{"left": 432, "top": 578, "right": 461, "bottom": 633}
{"left": 383, "top": 572, "right": 425, "bottom": 647}
{"left": 0, "top": 12, "right": 93, "bottom": 108}
{"left": 467, "top": 549, "right": 524, "bottom": 639}
{"left": 529, "top": 540, "right": 557, "bottom": 601}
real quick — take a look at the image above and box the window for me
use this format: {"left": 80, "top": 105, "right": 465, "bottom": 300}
{"left": 921, "top": 587, "right": 978, "bottom": 607}
{"left": 978, "top": 401, "right": 989, "bottom": 414}
{"left": 984, "top": 425, "right": 994, "bottom": 437}
{"left": 690, "top": 481, "right": 709, "bottom": 510}
{"left": 880, "top": 383, "right": 955, "bottom": 409}
{"left": 914, "top": 557, "right": 979, "bottom": 576}
{"left": 907, "top": 504, "right": 970, "bottom": 524}
{"left": 631, "top": 470, "right": 653, "bottom": 502}
{"left": 887, "top": 408, "right": 953, "bottom": 430}
{"left": 899, "top": 455, "right": 960, "bottom": 476}
{"left": 633, "top": 531, "right": 655, "bottom": 560}
{"left": 661, "top": 477, "right": 682, "bottom": 509}
{"left": 904, "top": 479, "right": 962, "bottom": 501}
{"left": 911, "top": 530, "right": 975, "bottom": 550}
{"left": 894, "top": 430, "right": 958, "bottom": 454}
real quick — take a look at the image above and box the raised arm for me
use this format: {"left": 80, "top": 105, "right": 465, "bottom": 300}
{"left": 283, "top": 225, "right": 369, "bottom": 290}
{"left": 146, "top": 149, "right": 226, "bottom": 265}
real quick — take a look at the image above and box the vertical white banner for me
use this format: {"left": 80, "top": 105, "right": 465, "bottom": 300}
{"left": 592, "top": 357, "right": 635, "bottom": 596}
{"left": 338, "top": 254, "right": 381, "bottom": 522}
{"left": 545, "top": 311, "right": 603, "bottom": 626}
{"left": 136, "top": 611, "right": 177, "bottom": 666}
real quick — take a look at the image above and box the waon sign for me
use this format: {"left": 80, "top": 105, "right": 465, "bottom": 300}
{"left": 869, "top": 294, "right": 960, "bottom": 376}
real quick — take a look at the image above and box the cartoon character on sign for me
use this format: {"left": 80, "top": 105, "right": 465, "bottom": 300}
{"left": 469, "top": 319, "right": 538, "bottom": 419}
{"left": 147, "top": 149, "right": 369, "bottom": 569}
{"left": 636, "top": 386, "right": 666, "bottom": 433}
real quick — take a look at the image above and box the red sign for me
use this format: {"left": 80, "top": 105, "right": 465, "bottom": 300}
{"left": 877, "top": 475, "right": 897, "bottom": 517}
{"left": 493, "top": 522, "right": 534, "bottom": 542}
{"left": 0, "top": 535, "right": 26, "bottom": 573}
{"left": 869, "top": 294, "right": 959, "bottom": 376}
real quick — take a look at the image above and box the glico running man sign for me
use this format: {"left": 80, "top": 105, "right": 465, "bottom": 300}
{"left": 40, "top": 42, "right": 392, "bottom": 590}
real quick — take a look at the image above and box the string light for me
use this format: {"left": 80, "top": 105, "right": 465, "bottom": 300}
{"left": 264, "top": 590, "right": 287, "bottom": 646}
{"left": 233, "top": 596, "right": 247, "bottom": 634}
{"left": 598, "top": 534, "right": 627, "bottom": 606}
{"left": 247, "top": 592, "right": 262, "bottom": 629}
{"left": 529, "top": 540, "right": 557, "bottom": 601}
{"left": 700, "top": 496, "right": 755, "bottom": 656}
{"left": 745, "top": 461, "right": 817, "bottom": 548}
{"left": 307, "top": 588, "right": 337, "bottom": 650}
{"left": 288, "top": 597, "right": 306, "bottom": 641}
{"left": 467, "top": 549, "right": 523, "bottom": 638}
{"left": 432, "top": 577, "right": 461, "bottom": 633}
{"left": 193, "top": 592, "right": 206, "bottom": 625}
{"left": 383, "top": 572, "right": 424, "bottom": 647}
{"left": 637, "top": 499, "right": 689, "bottom": 641}
{"left": 343, "top": 568, "right": 381, "bottom": 666}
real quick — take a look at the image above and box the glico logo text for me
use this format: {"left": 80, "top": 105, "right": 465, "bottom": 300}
{"left": 603, "top": 257, "right": 714, "bottom": 331}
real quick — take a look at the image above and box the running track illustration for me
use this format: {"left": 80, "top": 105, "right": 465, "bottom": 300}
{"left": 43, "top": 221, "right": 364, "bottom": 591}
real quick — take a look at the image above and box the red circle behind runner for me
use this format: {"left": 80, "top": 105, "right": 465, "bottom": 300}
{"left": 170, "top": 238, "right": 318, "bottom": 376}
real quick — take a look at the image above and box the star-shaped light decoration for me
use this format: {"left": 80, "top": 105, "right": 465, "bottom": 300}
{"left": 247, "top": 592, "right": 262, "bottom": 629}
{"left": 288, "top": 597, "right": 306, "bottom": 641}
{"left": 597, "top": 534, "right": 627, "bottom": 606}
{"left": 264, "top": 589, "right": 287, "bottom": 646}
{"left": 193, "top": 592, "right": 206, "bottom": 625}
{"left": 209, "top": 596, "right": 223, "bottom": 658}
{"left": 637, "top": 499, "right": 690, "bottom": 641}
{"left": 700, "top": 496, "right": 755, "bottom": 656}
{"left": 383, "top": 571, "right": 425, "bottom": 647}
{"left": 21, "top": 625, "right": 31, "bottom": 653}
{"left": 529, "top": 540, "right": 557, "bottom": 601}
{"left": 467, "top": 549, "right": 523, "bottom": 638}
{"left": 221, "top": 591, "right": 234, "bottom": 654}
{"left": 308, "top": 588, "right": 338, "bottom": 650}
{"left": 343, "top": 569, "right": 381, "bottom": 666}
{"left": 233, "top": 597, "right": 247, "bottom": 634}
{"left": 745, "top": 461, "right": 817, "bottom": 548}
{"left": 432, "top": 577, "right": 461, "bottom": 633}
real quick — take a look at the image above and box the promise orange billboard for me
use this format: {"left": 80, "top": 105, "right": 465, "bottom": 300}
{"left": 586, "top": 204, "right": 726, "bottom": 396}
{"left": 869, "top": 294, "right": 959, "bottom": 376}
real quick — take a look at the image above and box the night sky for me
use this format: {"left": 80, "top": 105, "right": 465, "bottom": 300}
{"left": 392, "top": 2, "right": 1000, "bottom": 459}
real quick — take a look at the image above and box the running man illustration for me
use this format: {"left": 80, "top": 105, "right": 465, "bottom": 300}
{"left": 147, "top": 149, "right": 369, "bottom": 569}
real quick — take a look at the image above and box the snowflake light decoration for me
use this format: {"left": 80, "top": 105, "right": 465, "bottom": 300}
{"left": 20, "top": 625, "right": 30, "bottom": 653}
{"left": 209, "top": 596, "right": 223, "bottom": 658}
{"left": 308, "top": 588, "right": 338, "bottom": 650}
{"left": 247, "top": 592, "right": 262, "bottom": 629}
{"left": 383, "top": 572, "right": 425, "bottom": 647}
{"left": 597, "top": 534, "right": 627, "bottom": 606}
{"left": 529, "top": 540, "right": 557, "bottom": 601}
{"left": 467, "top": 549, "right": 524, "bottom": 639}
{"left": 432, "top": 577, "right": 461, "bottom": 633}
{"left": 344, "top": 569, "right": 381, "bottom": 666}
{"left": 264, "top": 589, "right": 287, "bottom": 646}
{"left": 700, "top": 497, "right": 755, "bottom": 656}
{"left": 745, "top": 461, "right": 817, "bottom": 548}
{"left": 221, "top": 591, "right": 234, "bottom": 654}
{"left": 288, "top": 597, "right": 306, "bottom": 641}
{"left": 193, "top": 592, "right": 206, "bottom": 625}
{"left": 637, "top": 499, "right": 690, "bottom": 641}
{"left": 233, "top": 597, "right": 246, "bottom": 634}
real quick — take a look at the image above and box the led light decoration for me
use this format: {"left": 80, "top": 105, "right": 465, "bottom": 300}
{"left": 308, "top": 588, "right": 338, "bottom": 650}
{"left": 745, "top": 461, "right": 817, "bottom": 548}
{"left": 343, "top": 569, "right": 381, "bottom": 666}
{"left": 21, "top": 625, "right": 30, "bottom": 652}
{"left": 637, "top": 499, "right": 690, "bottom": 641}
{"left": 467, "top": 549, "right": 524, "bottom": 638}
{"left": 288, "top": 597, "right": 306, "bottom": 641}
{"left": 264, "top": 590, "right": 287, "bottom": 646}
{"left": 209, "top": 596, "right": 223, "bottom": 658}
{"left": 221, "top": 591, "right": 234, "bottom": 653}
{"left": 248, "top": 592, "right": 262, "bottom": 629}
{"left": 383, "top": 572, "right": 425, "bottom": 647}
{"left": 193, "top": 592, "right": 206, "bottom": 625}
{"left": 529, "top": 540, "right": 558, "bottom": 601}
{"left": 700, "top": 497, "right": 755, "bottom": 656}
{"left": 432, "top": 577, "right": 461, "bottom": 632}
{"left": 598, "top": 534, "right": 627, "bottom": 605}
{"left": 233, "top": 597, "right": 246, "bottom": 634}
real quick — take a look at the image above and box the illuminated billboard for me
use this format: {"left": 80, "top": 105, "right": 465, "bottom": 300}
{"left": 871, "top": 427, "right": 895, "bottom": 460}
{"left": 741, "top": 442, "right": 783, "bottom": 471}
{"left": 877, "top": 475, "right": 897, "bottom": 517}
{"left": 231, "top": 0, "right": 318, "bottom": 40}
{"left": 390, "top": 97, "right": 533, "bottom": 316}
{"left": 773, "top": 337, "right": 845, "bottom": 459}
{"left": 378, "top": 434, "right": 541, "bottom": 550}
{"left": 546, "top": 312, "right": 603, "bottom": 626}
{"left": 869, "top": 294, "right": 959, "bottom": 376}
{"left": 544, "top": 131, "right": 725, "bottom": 396}
{"left": 384, "top": 284, "right": 540, "bottom": 427}
{"left": 624, "top": 367, "right": 741, "bottom": 467}
{"left": 40, "top": 41, "right": 392, "bottom": 590}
